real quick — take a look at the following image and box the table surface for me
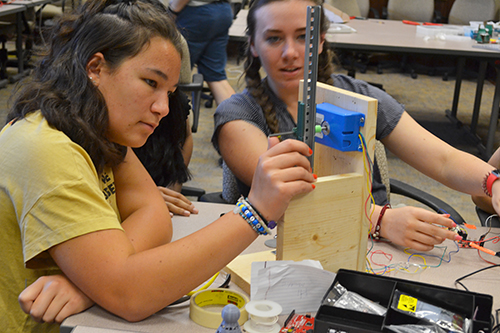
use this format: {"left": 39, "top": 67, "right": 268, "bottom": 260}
{"left": 327, "top": 19, "right": 500, "bottom": 58}
{"left": 61, "top": 201, "right": 500, "bottom": 333}
{"left": 228, "top": 7, "right": 247, "bottom": 41}
{"left": 230, "top": 10, "right": 500, "bottom": 59}
{"left": 0, "top": 3, "right": 26, "bottom": 15}
{"left": 8, "top": 0, "right": 55, "bottom": 8}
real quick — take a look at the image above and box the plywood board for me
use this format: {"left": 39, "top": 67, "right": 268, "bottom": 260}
{"left": 297, "top": 81, "right": 377, "bottom": 271}
{"left": 277, "top": 173, "right": 365, "bottom": 272}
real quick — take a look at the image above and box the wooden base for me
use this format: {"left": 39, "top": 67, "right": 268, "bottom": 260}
{"left": 224, "top": 250, "right": 275, "bottom": 295}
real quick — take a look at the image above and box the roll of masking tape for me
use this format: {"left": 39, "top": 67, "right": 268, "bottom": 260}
{"left": 189, "top": 288, "right": 249, "bottom": 328}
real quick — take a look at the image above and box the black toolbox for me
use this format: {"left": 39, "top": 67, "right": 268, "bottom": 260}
{"left": 314, "top": 269, "right": 492, "bottom": 333}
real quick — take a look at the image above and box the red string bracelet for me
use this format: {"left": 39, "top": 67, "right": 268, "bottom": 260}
{"left": 372, "top": 203, "right": 391, "bottom": 240}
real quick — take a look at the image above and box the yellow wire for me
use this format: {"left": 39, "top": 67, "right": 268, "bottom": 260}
{"left": 359, "top": 134, "right": 375, "bottom": 230}
{"left": 186, "top": 272, "right": 220, "bottom": 296}
{"left": 403, "top": 248, "right": 428, "bottom": 269}
{"left": 360, "top": 134, "right": 379, "bottom": 275}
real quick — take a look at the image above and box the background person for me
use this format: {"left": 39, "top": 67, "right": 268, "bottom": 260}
{"left": 212, "top": 0, "right": 500, "bottom": 252}
{"left": 167, "top": 0, "right": 236, "bottom": 105}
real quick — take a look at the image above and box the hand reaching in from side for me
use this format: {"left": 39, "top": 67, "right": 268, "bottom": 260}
{"left": 379, "top": 206, "right": 462, "bottom": 251}
{"left": 158, "top": 186, "right": 199, "bottom": 217}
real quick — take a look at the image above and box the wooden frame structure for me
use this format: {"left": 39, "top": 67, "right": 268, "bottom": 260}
{"left": 276, "top": 81, "right": 377, "bottom": 272}
{"left": 225, "top": 81, "right": 377, "bottom": 293}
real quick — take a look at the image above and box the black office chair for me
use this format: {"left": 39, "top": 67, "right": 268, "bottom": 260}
{"left": 390, "top": 178, "right": 465, "bottom": 224}
{"left": 178, "top": 73, "right": 204, "bottom": 133}
{"left": 0, "top": 9, "right": 35, "bottom": 84}
{"left": 0, "top": 36, "right": 9, "bottom": 89}
{"left": 181, "top": 185, "right": 206, "bottom": 200}
{"left": 177, "top": 35, "right": 204, "bottom": 133}
{"left": 231, "top": 0, "right": 248, "bottom": 19}
{"left": 201, "top": 87, "right": 215, "bottom": 109}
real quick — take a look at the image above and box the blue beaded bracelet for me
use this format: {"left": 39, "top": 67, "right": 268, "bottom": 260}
{"left": 234, "top": 198, "right": 270, "bottom": 236}
{"left": 239, "top": 198, "right": 272, "bottom": 234}
{"left": 243, "top": 197, "right": 277, "bottom": 230}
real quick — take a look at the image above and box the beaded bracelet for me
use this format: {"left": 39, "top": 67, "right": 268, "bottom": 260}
{"left": 372, "top": 203, "right": 391, "bottom": 240}
{"left": 233, "top": 198, "right": 270, "bottom": 236}
{"left": 242, "top": 198, "right": 272, "bottom": 235}
{"left": 244, "top": 197, "right": 277, "bottom": 230}
{"left": 243, "top": 201, "right": 272, "bottom": 234}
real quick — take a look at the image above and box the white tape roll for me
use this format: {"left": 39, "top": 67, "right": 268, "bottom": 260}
{"left": 244, "top": 300, "right": 283, "bottom": 333}
{"left": 189, "top": 288, "right": 249, "bottom": 329}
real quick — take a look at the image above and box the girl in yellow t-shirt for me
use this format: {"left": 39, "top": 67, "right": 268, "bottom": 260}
{"left": 1, "top": 0, "right": 316, "bottom": 330}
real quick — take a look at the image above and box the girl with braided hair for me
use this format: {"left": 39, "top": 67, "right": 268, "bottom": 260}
{"left": 212, "top": 0, "right": 500, "bottom": 252}
{"left": 1, "top": 0, "right": 316, "bottom": 330}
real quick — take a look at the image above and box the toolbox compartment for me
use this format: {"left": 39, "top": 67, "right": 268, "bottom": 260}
{"left": 314, "top": 269, "right": 492, "bottom": 333}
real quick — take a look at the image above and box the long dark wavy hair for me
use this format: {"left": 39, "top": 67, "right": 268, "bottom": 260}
{"left": 245, "top": 0, "right": 335, "bottom": 133}
{"left": 133, "top": 90, "right": 191, "bottom": 187}
{"left": 7, "top": 0, "right": 183, "bottom": 174}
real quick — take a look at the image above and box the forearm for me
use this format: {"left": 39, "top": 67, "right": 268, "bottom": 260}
{"left": 470, "top": 147, "right": 500, "bottom": 214}
{"left": 368, "top": 204, "right": 383, "bottom": 235}
{"left": 115, "top": 148, "right": 173, "bottom": 252}
{"left": 121, "top": 206, "right": 173, "bottom": 252}
{"left": 50, "top": 138, "right": 315, "bottom": 322}
{"left": 437, "top": 149, "right": 494, "bottom": 196}
{"left": 383, "top": 112, "right": 494, "bottom": 197}
{"left": 118, "top": 214, "right": 257, "bottom": 320}
{"left": 51, "top": 212, "right": 257, "bottom": 322}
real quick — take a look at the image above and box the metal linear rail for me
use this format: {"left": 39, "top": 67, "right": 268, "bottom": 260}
{"left": 297, "top": 5, "right": 321, "bottom": 169}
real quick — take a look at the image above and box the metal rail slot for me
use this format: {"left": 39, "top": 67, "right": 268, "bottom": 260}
{"left": 301, "top": 5, "right": 321, "bottom": 169}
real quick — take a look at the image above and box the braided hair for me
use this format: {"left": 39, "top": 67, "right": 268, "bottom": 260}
{"left": 244, "top": 0, "right": 334, "bottom": 133}
{"left": 7, "top": 0, "right": 183, "bottom": 174}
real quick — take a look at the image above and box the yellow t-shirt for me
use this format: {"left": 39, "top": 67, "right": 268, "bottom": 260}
{"left": 0, "top": 111, "right": 124, "bottom": 333}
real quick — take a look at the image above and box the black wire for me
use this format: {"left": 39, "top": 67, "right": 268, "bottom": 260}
{"left": 454, "top": 264, "right": 500, "bottom": 291}
{"left": 168, "top": 273, "right": 232, "bottom": 306}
